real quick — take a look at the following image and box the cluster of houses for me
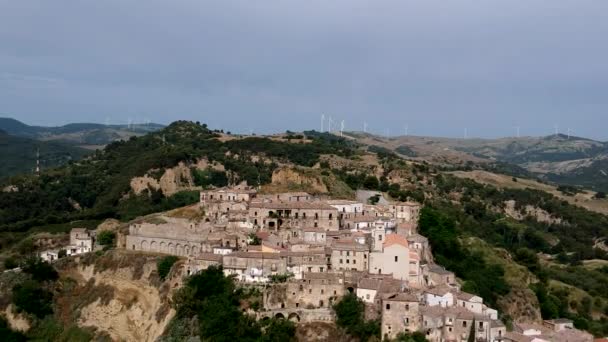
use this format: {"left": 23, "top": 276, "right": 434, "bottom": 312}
{"left": 119, "top": 185, "right": 593, "bottom": 342}
{"left": 39, "top": 228, "right": 95, "bottom": 262}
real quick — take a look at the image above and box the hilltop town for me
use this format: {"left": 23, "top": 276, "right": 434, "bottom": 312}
{"left": 35, "top": 184, "right": 593, "bottom": 342}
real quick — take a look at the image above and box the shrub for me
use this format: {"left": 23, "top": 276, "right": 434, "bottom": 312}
{"left": 97, "top": 230, "right": 116, "bottom": 246}
{"left": 12, "top": 280, "right": 54, "bottom": 318}
{"left": 157, "top": 256, "right": 179, "bottom": 280}
{"left": 22, "top": 258, "right": 58, "bottom": 282}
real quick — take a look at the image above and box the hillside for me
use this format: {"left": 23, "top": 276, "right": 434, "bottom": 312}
{"left": 1, "top": 121, "right": 608, "bottom": 337}
{"left": 0, "top": 117, "right": 164, "bottom": 146}
{"left": 345, "top": 132, "right": 608, "bottom": 192}
{"left": 0, "top": 130, "right": 91, "bottom": 179}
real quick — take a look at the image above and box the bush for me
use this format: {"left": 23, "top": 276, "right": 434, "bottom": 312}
{"left": 4, "top": 256, "right": 19, "bottom": 270}
{"left": 157, "top": 256, "right": 179, "bottom": 280}
{"left": 333, "top": 293, "right": 380, "bottom": 341}
{"left": 12, "top": 280, "right": 54, "bottom": 318}
{"left": 22, "top": 258, "right": 58, "bottom": 282}
{"left": 96, "top": 231, "right": 116, "bottom": 246}
{"left": 595, "top": 192, "right": 606, "bottom": 199}
{"left": 0, "top": 316, "right": 26, "bottom": 341}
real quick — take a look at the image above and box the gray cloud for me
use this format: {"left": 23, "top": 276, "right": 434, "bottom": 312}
{"left": 1, "top": 0, "right": 607, "bottom": 139}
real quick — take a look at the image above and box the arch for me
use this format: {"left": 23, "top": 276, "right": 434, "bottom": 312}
{"left": 261, "top": 316, "right": 270, "bottom": 321}
{"left": 274, "top": 313, "right": 285, "bottom": 320}
{"left": 150, "top": 241, "right": 157, "bottom": 252}
{"left": 141, "top": 240, "right": 149, "bottom": 251}
{"left": 159, "top": 241, "right": 166, "bottom": 253}
{"left": 168, "top": 243, "right": 175, "bottom": 254}
{"left": 347, "top": 287, "right": 354, "bottom": 294}
{"left": 176, "top": 244, "right": 183, "bottom": 256}
{"left": 288, "top": 313, "right": 300, "bottom": 322}
{"left": 184, "top": 245, "right": 190, "bottom": 256}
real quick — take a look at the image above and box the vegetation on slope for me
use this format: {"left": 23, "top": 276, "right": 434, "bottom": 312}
{"left": 161, "top": 265, "right": 295, "bottom": 341}
{"left": 0, "top": 122, "right": 358, "bottom": 235}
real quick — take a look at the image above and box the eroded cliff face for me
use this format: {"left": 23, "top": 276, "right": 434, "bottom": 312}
{"left": 55, "top": 251, "right": 181, "bottom": 342}
{"left": 271, "top": 167, "right": 329, "bottom": 193}
{"left": 130, "top": 162, "right": 195, "bottom": 196}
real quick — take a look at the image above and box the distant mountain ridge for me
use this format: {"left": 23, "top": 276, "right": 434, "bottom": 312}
{"left": 0, "top": 129, "right": 90, "bottom": 178}
{"left": 345, "top": 131, "right": 608, "bottom": 192}
{"left": 0, "top": 117, "right": 164, "bottom": 145}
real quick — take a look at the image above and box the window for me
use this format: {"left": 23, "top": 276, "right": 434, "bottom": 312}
{"left": 309, "top": 289, "right": 312, "bottom": 294}
{"left": 296, "top": 303, "right": 299, "bottom": 308}
{"left": 353, "top": 259, "right": 356, "bottom": 264}
{"left": 395, "top": 256, "right": 398, "bottom": 262}
{"left": 364, "top": 254, "right": 367, "bottom": 259}
{"left": 308, "top": 267, "right": 312, "bottom": 272}
{"left": 340, "top": 259, "right": 343, "bottom": 264}
{"left": 329, "top": 214, "right": 333, "bottom": 219}
{"left": 366, "top": 294, "right": 370, "bottom": 300}
{"left": 405, "top": 304, "right": 409, "bottom": 311}
{"left": 346, "top": 251, "right": 350, "bottom": 256}
{"left": 314, "top": 222, "right": 318, "bottom": 227}
{"left": 479, "top": 322, "right": 483, "bottom": 328}
{"left": 448, "top": 327, "right": 452, "bottom": 332}
{"left": 320, "top": 267, "right": 324, "bottom": 272}
{"left": 379, "top": 234, "right": 383, "bottom": 241}
{"left": 315, "top": 213, "right": 319, "bottom": 219}
{"left": 386, "top": 304, "right": 391, "bottom": 310}
{"left": 463, "top": 321, "right": 467, "bottom": 328}
{"left": 321, "top": 289, "right": 324, "bottom": 294}
{"left": 346, "top": 259, "right": 350, "bottom": 264}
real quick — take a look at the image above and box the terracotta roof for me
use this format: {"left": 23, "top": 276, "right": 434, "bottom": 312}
{"left": 196, "top": 253, "right": 223, "bottom": 262}
{"left": 249, "top": 201, "right": 336, "bottom": 210}
{"left": 407, "top": 233, "right": 428, "bottom": 243}
{"left": 409, "top": 251, "right": 420, "bottom": 261}
{"left": 425, "top": 284, "right": 453, "bottom": 296}
{"left": 428, "top": 264, "right": 452, "bottom": 275}
{"left": 383, "top": 234, "right": 409, "bottom": 249}
{"left": 456, "top": 291, "right": 479, "bottom": 301}
{"left": 225, "top": 251, "right": 282, "bottom": 260}
{"left": 358, "top": 278, "right": 381, "bottom": 290}
{"left": 381, "top": 292, "right": 418, "bottom": 302}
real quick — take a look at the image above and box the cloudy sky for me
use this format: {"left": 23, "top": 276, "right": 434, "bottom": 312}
{"left": 1, "top": 1, "right": 607, "bottom": 139}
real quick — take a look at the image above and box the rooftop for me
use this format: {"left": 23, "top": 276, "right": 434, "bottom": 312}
{"left": 383, "top": 234, "right": 409, "bottom": 249}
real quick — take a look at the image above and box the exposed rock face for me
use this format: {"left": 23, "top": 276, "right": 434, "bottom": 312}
{"left": 55, "top": 251, "right": 178, "bottom": 342}
{"left": 504, "top": 200, "right": 562, "bottom": 225}
{"left": 3, "top": 304, "right": 30, "bottom": 332}
{"left": 271, "top": 167, "right": 329, "bottom": 193}
{"left": 497, "top": 287, "right": 542, "bottom": 324}
{"left": 130, "top": 162, "right": 196, "bottom": 197}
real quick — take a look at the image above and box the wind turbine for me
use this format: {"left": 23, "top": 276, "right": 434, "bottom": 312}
{"left": 554, "top": 123, "right": 559, "bottom": 136}
{"left": 567, "top": 128, "right": 572, "bottom": 139}
{"left": 328, "top": 116, "right": 333, "bottom": 133}
{"left": 363, "top": 122, "right": 368, "bottom": 133}
{"left": 340, "top": 120, "right": 345, "bottom": 137}
{"left": 515, "top": 126, "right": 521, "bottom": 138}
{"left": 404, "top": 124, "right": 409, "bottom": 136}
{"left": 321, "top": 114, "right": 325, "bottom": 132}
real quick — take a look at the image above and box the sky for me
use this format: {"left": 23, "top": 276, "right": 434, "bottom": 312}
{"left": 1, "top": 1, "right": 607, "bottom": 139}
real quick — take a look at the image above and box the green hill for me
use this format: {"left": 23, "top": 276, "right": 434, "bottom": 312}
{"left": 0, "top": 130, "right": 90, "bottom": 179}
{"left": 0, "top": 117, "right": 164, "bottom": 145}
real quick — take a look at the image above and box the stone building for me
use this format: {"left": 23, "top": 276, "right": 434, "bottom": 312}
{"left": 285, "top": 272, "right": 345, "bottom": 309}
{"left": 390, "top": 202, "right": 421, "bottom": 223}
{"left": 381, "top": 292, "right": 421, "bottom": 340}
{"left": 223, "top": 251, "right": 287, "bottom": 283}
{"left": 249, "top": 201, "right": 339, "bottom": 230}
{"left": 185, "top": 253, "right": 223, "bottom": 275}
{"left": 370, "top": 234, "right": 412, "bottom": 280}
{"left": 281, "top": 250, "right": 328, "bottom": 279}
{"left": 330, "top": 238, "right": 370, "bottom": 272}
{"left": 126, "top": 219, "right": 221, "bottom": 257}
{"left": 70, "top": 228, "right": 94, "bottom": 252}
{"left": 200, "top": 187, "right": 257, "bottom": 203}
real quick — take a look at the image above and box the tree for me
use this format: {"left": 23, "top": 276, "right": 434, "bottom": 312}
{"left": 363, "top": 176, "right": 380, "bottom": 190}
{"left": 259, "top": 318, "right": 296, "bottom": 342}
{"left": 4, "top": 256, "right": 19, "bottom": 270}
{"left": 157, "top": 256, "right": 179, "bottom": 280}
{"left": 22, "top": 257, "right": 58, "bottom": 282}
{"left": 97, "top": 230, "right": 116, "bottom": 246}
{"left": 12, "top": 280, "right": 54, "bottom": 318}
{"left": 0, "top": 316, "right": 26, "bottom": 342}
{"left": 248, "top": 233, "right": 261, "bottom": 246}
{"left": 595, "top": 191, "right": 606, "bottom": 199}
{"left": 467, "top": 319, "right": 475, "bottom": 342}
{"left": 394, "top": 332, "right": 428, "bottom": 342}
{"left": 333, "top": 293, "right": 380, "bottom": 341}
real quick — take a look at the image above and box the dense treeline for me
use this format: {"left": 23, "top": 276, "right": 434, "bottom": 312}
{"left": 430, "top": 174, "right": 608, "bottom": 336}
{"left": 418, "top": 207, "right": 510, "bottom": 308}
